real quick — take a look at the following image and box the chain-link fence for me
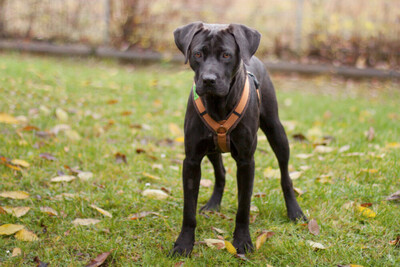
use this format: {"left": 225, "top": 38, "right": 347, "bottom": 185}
{"left": 0, "top": 0, "right": 399, "bottom": 68}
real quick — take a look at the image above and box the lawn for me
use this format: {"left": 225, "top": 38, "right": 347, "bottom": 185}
{"left": 0, "top": 53, "right": 399, "bottom": 266}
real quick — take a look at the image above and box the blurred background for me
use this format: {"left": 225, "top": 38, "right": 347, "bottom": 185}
{"left": 0, "top": 0, "right": 399, "bottom": 70}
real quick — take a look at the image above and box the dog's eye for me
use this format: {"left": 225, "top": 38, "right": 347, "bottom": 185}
{"left": 222, "top": 53, "right": 231, "bottom": 59}
{"left": 194, "top": 52, "right": 202, "bottom": 58}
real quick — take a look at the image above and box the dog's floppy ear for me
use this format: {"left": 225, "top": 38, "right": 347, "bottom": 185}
{"left": 174, "top": 22, "right": 204, "bottom": 64}
{"left": 228, "top": 24, "right": 261, "bottom": 65}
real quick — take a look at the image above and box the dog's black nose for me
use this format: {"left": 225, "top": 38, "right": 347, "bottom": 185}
{"left": 202, "top": 74, "right": 216, "bottom": 86}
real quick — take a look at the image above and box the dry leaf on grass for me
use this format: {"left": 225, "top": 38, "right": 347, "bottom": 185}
{"left": 141, "top": 172, "right": 161, "bottom": 181}
{"left": 386, "top": 190, "right": 400, "bottom": 201}
{"left": 15, "top": 229, "right": 38, "bottom": 241}
{"left": 1, "top": 206, "right": 30, "bottom": 217}
{"left": 10, "top": 159, "right": 30, "bottom": 168}
{"left": 263, "top": 167, "right": 280, "bottom": 179}
{"left": 40, "top": 207, "right": 58, "bottom": 216}
{"left": 50, "top": 175, "right": 76, "bottom": 182}
{"left": 314, "top": 145, "right": 334, "bottom": 153}
{"left": 39, "top": 153, "right": 57, "bottom": 161}
{"left": 204, "top": 239, "right": 225, "bottom": 249}
{"left": 308, "top": 219, "right": 320, "bottom": 235}
{"left": 128, "top": 211, "right": 160, "bottom": 220}
{"left": 0, "top": 191, "right": 29, "bottom": 199}
{"left": 211, "top": 226, "right": 226, "bottom": 234}
{"left": 200, "top": 179, "right": 213, "bottom": 187}
{"left": 290, "top": 171, "right": 302, "bottom": 180}
{"left": 55, "top": 108, "right": 68, "bottom": 121}
{"left": 357, "top": 206, "right": 376, "bottom": 218}
{"left": 142, "top": 189, "right": 168, "bottom": 200}
{"left": 72, "top": 218, "right": 101, "bottom": 226}
{"left": 0, "top": 113, "right": 20, "bottom": 124}
{"left": 90, "top": 204, "right": 112, "bottom": 218}
{"left": 295, "top": 153, "right": 313, "bottom": 159}
{"left": 11, "top": 247, "right": 22, "bottom": 257}
{"left": 0, "top": 224, "right": 25, "bottom": 235}
{"left": 306, "top": 240, "right": 326, "bottom": 250}
{"left": 85, "top": 251, "right": 111, "bottom": 267}
{"left": 168, "top": 123, "right": 182, "bottom": 136}
{"left": 255, "top": 230, "right": 275, "bottom": 249}
{"left": 78, "top": 172, "right": 93, "bottom": 181}
{"left": 115, "top": 152, "right": 127, "bottom": 164}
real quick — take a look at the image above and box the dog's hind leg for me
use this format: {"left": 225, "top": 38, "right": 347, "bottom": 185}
{"left": 200, "top": 153, "right": 226, "bottom": 212}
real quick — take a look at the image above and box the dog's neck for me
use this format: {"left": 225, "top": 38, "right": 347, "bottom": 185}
{"left": 202, "top": 64, "right": 247, "bottom": 122}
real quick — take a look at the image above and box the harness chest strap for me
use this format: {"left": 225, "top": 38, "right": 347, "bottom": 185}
{"left": 192, "top": 75, "right": 252, "bottom": 153}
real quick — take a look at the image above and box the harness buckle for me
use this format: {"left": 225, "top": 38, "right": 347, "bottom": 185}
{"left": 217, "top": 125, "right": 227, "bottom": 134}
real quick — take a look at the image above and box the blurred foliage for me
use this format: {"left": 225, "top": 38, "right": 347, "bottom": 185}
{"left": 0, "top": 0, "right": 399, "bottom": 69}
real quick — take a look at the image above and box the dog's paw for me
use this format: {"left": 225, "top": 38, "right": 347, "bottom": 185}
{"left": 168, "top": 243, "right": 193, "bottom": 257}
{"left": 233, "top": 228, "right": 254, "bottom": 254}
{"left": 288, "top": 208, "right": 307, "bottom": 222}
{"left": 199, "top": 201, "right": 220, "bottom": 212}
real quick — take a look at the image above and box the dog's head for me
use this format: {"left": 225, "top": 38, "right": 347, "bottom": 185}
{"left": 174, "top": 22, "right": 261, "bottom": 97}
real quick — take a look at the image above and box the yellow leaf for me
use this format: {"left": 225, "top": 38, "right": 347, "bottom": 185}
{"left": 0, "top": 191, "right": 30, "bottom": 199}
{"left": 224, "top": 240, "right": 237, "bottom": 255}
{"left": 360, "top": 169, "right": 378, "bottom": 174}
{"left": 256, "top": 231, "right": 275, "bottom": 250}
{"left": 385, "top": 142, "right": 400, "bottom": 149}
{"left": 72, "top": 218, "right": 101, "bottom": 226}
{"left": 1, "top": 206, "right": 30, "bottom": 217}
{"left": 0, "top": 224, "right": 25, "bottom": 235}
{"left": 349, "top": 265, "right": 364, "bottom": 267}
{"left": 290, "top": 171, "right": 302, "bottom": 180}
{"left": 5, "top": 163, "right": 22, "bottom": 171}
{"left": 175, "top": 136, "right": 184, "bottom": 143}
{"left": 40, "top": 206, "right": 58, "bottom": 216}
{"left": 10, "top": 159, "right": 30, "bottom": 168}
{"left": 50, "top": 175, "right": 76, "bottom": 182}
{"left": 65, "top": 129, "right": 81, "bottom": 141}
{"left": 306, "top": 240, "right": 326, "bottom": 250}
{"left": 15, "top": 229, "right": 38, "bottom": 241}
{"left": 357, "top": 206, "right": 376, "bottom": 218}
{"left": 90, "top": 204, "right": 112, "bottom": 218}
{"left": 0, "top": 113, "right": 19, "bottom": 124}
{"left": 263, "top": 167, "right": 280, "bottom": 179}
{"left": 142, "top": 172, "right": 161, "bottom": 181}
{"left": 55, "top": 108, "right": 68, "bottom": 121}
{"left": 142, "top": 189, "right": 168, "bottom": 200}
{"left": 11, "top": 247, "right": 22, "bottom": 257}
{"left": 168, "top": 123, "right": 182, "bottom": 136}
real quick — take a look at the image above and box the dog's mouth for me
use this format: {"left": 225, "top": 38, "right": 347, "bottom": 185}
{"left": 195, "top": 84, "right": 229, "bottom": 98}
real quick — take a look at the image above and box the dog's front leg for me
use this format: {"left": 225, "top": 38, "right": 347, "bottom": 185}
{"left": 169, "top": 157, "right": 202, "bottom": 257}
{"left": 232, "top": 157, "right": 255, "bottom": 254}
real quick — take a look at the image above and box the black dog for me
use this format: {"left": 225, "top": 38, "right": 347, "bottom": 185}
{"left": 170, "top": 22, "right": 306, "bottom": 256}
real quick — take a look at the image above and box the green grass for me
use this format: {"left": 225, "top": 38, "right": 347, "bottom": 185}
{"left": 0, "top": 53, "right": 399, "bottom": 266}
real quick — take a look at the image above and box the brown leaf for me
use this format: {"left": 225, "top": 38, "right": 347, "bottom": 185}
{"left": 35, "top": 131, "right": 54, "bottom": 139}
{"left": 254, "top": 192, "right": 266, "bottom": 198}
{"left": 128, "top": 211, "right": 160, "bottom": 220}
{"left": 389, "top": 235, "right": 400, "bottom": 246}
{"left": 360, "top": 203, "right": 372, "bottom": 207}
{"left": 121, "top": 111, "right": 132, "bottom": 116}
{"left": 115, "top": 152, "right": 127, "bottom": 164}
{"left": 20, "top": 125, "right": 39, "bottom": 131}
{"left": 39, "top": 153, "right": 57, "bottom": 161}
{"left": 107, "top": 99, "right": 119, "bottom": 104}
{"left": 85, "top": 251, "right": 111, "bottom": 267}
{"left": 34, "top": 256, "right": 49, "bottom": 267}
{"left": 292, "top": 133, "right": 308, "bottom": 142}
{"left": 386, "top": 190, "right": 400, "bottom": 201}
{"left": 308, "top": 219, "right": 320, "bottom": 235}
{"left": 366, "top": 126, "right": 375, "bottom": 141}
{"left": 256, "top": 230, "right": 275, "bottom": 249}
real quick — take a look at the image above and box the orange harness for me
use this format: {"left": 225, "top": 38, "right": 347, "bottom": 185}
{"left": 192, "top": 73, "right": 260, "bottom": 153}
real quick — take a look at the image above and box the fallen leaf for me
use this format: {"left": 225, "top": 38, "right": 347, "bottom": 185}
{"left": 0, "top": 113, "right": 19, "bottom": 124}
{"left": 308, "top": 219, "right": 320, "bottom": 235}
{"left": 204, "top": 238, "right": 225, "bottom": 249}
{"left": 115, "top": 152, "right": 127, "bottom": 164}
{"left": 385, "top": 142, "right": 400, "bottom": 149}
{"left": 141, "top": 172, "right": 161, "bottom": 181}
{"left": 254, "top": 192, "right": 266, "bottom": 198}
{"left": 85, "top": 251, "right": 111, "bottom": 267}
{"left": 33, "top": 256, "right": 49, "bottom": 267}
{"left": 357, "top": 206, "right": 376, "bottom": 218}
{"left": 256, "top": 230, "right": 275, "bottom": 249}
{"left": 360, "top": 169, "right": 378, "bottom": 174}
{"left": 128, "top": 211, "right": 160, "bottom": 220}
{"left": 343, "top": 152, "right": 365, "bottom": 157}
{"left": 78, "top": 172, "right": 93, "bottom": 181}
{"left": 314, "top": 145, "right": 334, "bottom": 153}
{"left": 15, "top": 229, "right": 39, "bottom": 241}
{"left": 342, "top": 201, "right": 355, "bottom": 210}
{"left": 290, "top": 171, "right": 302, "bottom": 180}
{"left": 90, "top": 204, "right": 112, "bottom": 218}
{"left": 0, "top": 191, "right": 30, "bottom": 199}
{"left": 0, "top": 224, "right": 25, "bottom": 235}
{"left": 72, "top": 218, "right": 101, "bottom": 226}
{"left": 294, "top": 187, "right": 305, "bottom": 196}
{"left": 121, "top": 110, "right": 132, "bottom": 116}
{"left": 360, "top": 203, "right": 372, "bottom": 207}
{"left": 40, "top": 206, "right": 58, "bottom": 216}
{"left": 174, "top": 261, "right": 185, "bottom": 267}
{"left": 295, "top": 153, "right": 313, "bottom": 159}
{"left": 386, "top": 190, "right": 400, "bottom": 201}
{"left": 175, "top": 136, "right": 184, "bottom": 143}
{"left": 1, "top": 206, "right": 30, "bottom": 217}
{"left": 50, "top": 175, "right": 76, "bottom": 182}
{"left": 11, "top": 247, "right": 22, "bottom": 257}
{"left": 306, "top": 240, "right": 326, "bottom": 250}
{"left": 10, "top": 159, "right": 30, "bottom": 168}
{"left": 211, "top": 226, "right": 226, "bottom": 234}
{"left": 53, "top": 192, "right": 78, "bottom": 200}
{"left": 200, "top": 179, "right": 213, "bottom": 187}
{"left": 39, "top": 153, "right": 57, "bottom": 161}
{"left": 65, "top": 129, "right": 81, "bottom": 141}
{"left": 292, "top": 133, "right": 308, "bottom": 142}
{"left": 264, "top": 167, "right": 280, "bottom": 179}
{"left": 389, "top": 235, "right": 400, "bottom": 246}
{"left": 338, "top": 145, "right": 351, "bottom": 153}
{"left": 107, "top": 99, "right": 119, "bottom": 105}
{"left": 55, "top": 108, "right": 68, "bottom": 121}
{"left": 224, "top": 240, "right": 237, "bottom": 254}
{"left": 168, "top": 123, "right": 182, "bottom": 136}
{"left": 142, "top": 189, "right": 168, "bottom": 200}
{"left": 235, "top": 253, "right": 249, "bottom": 261}
{"left": 50, "top": 124, "right": 71, "bottom": 135}
{"left": 365, "top": 127, "right": 375, "bottom": 141}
